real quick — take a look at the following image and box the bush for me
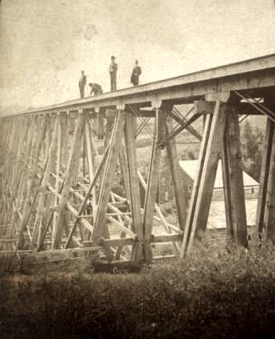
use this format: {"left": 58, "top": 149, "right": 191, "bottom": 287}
{"left": 1, "top": 247, "right": 275, "bottom": 338}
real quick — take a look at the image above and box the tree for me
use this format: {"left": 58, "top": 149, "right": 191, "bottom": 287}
{"left": 240, "top": 120, "right": 263, "bottom": 181}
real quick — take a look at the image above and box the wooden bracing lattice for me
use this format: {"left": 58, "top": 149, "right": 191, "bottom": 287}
{"left": 0, "top": 108, "right": 189, "bottom": 263}
{"left": 1, "top": 96, "right": 275, "bottom": 263}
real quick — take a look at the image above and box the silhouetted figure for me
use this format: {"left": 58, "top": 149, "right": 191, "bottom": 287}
{"left": 131, "top": 60, "right": 142, "bottom": 86}
{"left": 109, "top": 56, "right": 118, "bottom": 91}
{"left": 79, "top": 70, "right": 87, "bottom": 98}
{"left": 89, "top": 83, "right": 103, "bottom": 95}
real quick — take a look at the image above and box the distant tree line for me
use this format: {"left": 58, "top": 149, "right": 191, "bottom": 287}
{"left": 240, "top": 120, "right": 264, "bottom": 181}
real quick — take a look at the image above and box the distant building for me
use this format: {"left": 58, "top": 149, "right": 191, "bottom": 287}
{"left": 179, "top": 159, "right": 259, "bottom": 201}
{"left": 158, "top": 159, "right": 259, "bottom": 228}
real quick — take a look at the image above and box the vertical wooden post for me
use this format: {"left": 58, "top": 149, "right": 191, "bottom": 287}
{"left": 28, "top": 116, "right": 38, "bottom": 170}
{"left": 51, "top": 115, "right": 62, "bottom": 245}
{"left": 183, "top": 101, "right": 227, "bottom": 256}
{"left": 181, "top": 113, "right": 212, "bottom": 257}
{"left": 263, "top": 133, "right": 275, "bottom": 244}
{"left": 52, "top": 113, "right": 86, "bottom": 249}
{"left": 30, "top": 118, "right": 59, "bottom": 249}
{"left": 85, "top": 121, "right": 97, "bottom": 222}
{"left": 97, "top": 109, "right": 105, "bottom": 139}
{"left": 143, "top": 108, "right": 166, "bottom": 263}
{"left": 224, "top": 109, "right": 248, "bottom": 248}
{"left": 256, "top": 119, "right": 274, "bottom": 237}
{"left": 15, "top": 116, "right": 51, "bottom": 250}
{"left": 124, "top": 111, "right": 143, "bottom": 263}
{"left": 60, "top": 113, "right": 70, "bottom": 170}
{"left": 166, "top": 114, "right": 188, "bottom": 230}
{"left": 33, "top": 115, "right": 49, "bottom": 173}
{"left": 263, "top": 99, "right": 275, "bottom": 243}
{"left": 92, "top": 110, "right": 125, "bottom": 245}
{"left": 221, "top": 123, "right": 234, "bottom": 242}
{"left": 16, "top": 176, "right": 35, "bottom": 249}
{"left": 104, "top": 109, "right": 116, "bottom": 148}
{"left": 119, "top": 148, "right": 131, "bottom": 202}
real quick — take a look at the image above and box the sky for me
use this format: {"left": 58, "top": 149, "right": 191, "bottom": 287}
{"left": 1, "top": 0, "right": 275, "bottom": 114}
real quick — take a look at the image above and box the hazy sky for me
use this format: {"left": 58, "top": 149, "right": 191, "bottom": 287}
{"left": 1, "top": 0, "right": 275, "bottom": 112}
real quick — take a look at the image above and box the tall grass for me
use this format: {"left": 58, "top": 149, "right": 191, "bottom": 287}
{"left": 1, "top": 246, "right": 275, "bottom": 339}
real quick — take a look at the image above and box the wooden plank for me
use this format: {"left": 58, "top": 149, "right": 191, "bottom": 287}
{"left": 97, "top": 111, "right": 104, "bottom": 139}
{"left": 109, "top": 193, "right": 127, "bottom": 261}
{"left": 142, "top": 109, "right": 166, "bottom": 263}
{"left": 84, "top": 121, "right": 97, "bottom": 221}
{"left": 225, "top": 110, "right": 248, "bottom": 247}
{"left": 104, "top": 109, "right": 116, "bottom": 148}
{"left": 221, "top": 122, "right": 234, "bottom": 242}
{"left": 4, "top": 54, "right": 274, "bottom": 118}
{"left": 153, "top": 254, "right": 176, "bottom": 260}
{"left": 118, "top": 148, "right": 131, "bottom": 203}
{"left": 256, "top": 119, "right": 274, "bottom": 236}
{"left": 166, "top": 114, "right": 188, "bottom": 230}
{"left": 52, "top": 113, "right": 85, "bottom": 249}
{"left": 92, "top": 110, "right": 125, "bottom": 244}
{"left": 124, "top": 112, "right": 143, "bottom": 263}
{"left": 16, "top": 175, "right": 36, "bottom": 249}
{"left": 35, "top": 246, "right": 102, "bottom": 257}
{"left": 29, "top": 119, "right": 60, "bottom": 250}
{"left": 106, "top": 215, "right": 135, "bottom": 237}
{"left": 100, "top": 238, "right": 135, "bottom": 247}
{"left": 152, "top": 234, "right": 182, "bottom": 243}
{"left": 66, "top": 203, "right": 94, "bottom": 233}
{"left": 13, "top": 118, "right": 34, "bottom": 247}
{"left": 51, "top": 116, "right": 62, "bottom": 244}
{"left": 264, "top": 128, "right": 275, "bottom": 243}
{"left": 33, "top": 115, "right": 49, "bottom": 172}
{"left": 64, "top": 142, "right": 110, "bottom": 248}
{"left": 138, "top": 171, "right": 180, "bottom": 234}
{"left": 185, "top": 101, "right": 227, "bottom": 255}
{"left": 180, "top": 113, "right": 212, "bottom": 257}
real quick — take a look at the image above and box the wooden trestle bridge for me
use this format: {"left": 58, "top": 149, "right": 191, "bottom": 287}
{"left": 0, "top": 54, "right": 275, "bottom": 264}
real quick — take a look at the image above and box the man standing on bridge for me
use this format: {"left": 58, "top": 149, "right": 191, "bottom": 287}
{"left": 109, "top": 56, "right": 118, "bottom": 91}
{"left": 79, "top": 70, "right": 87, "bottom": 98}
{"left": 130, "top": 60, "right": 142, "bottom": 86}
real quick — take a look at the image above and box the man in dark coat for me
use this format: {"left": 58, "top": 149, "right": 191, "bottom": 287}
{"left": 109, "top": 56, "right": 118, "bottom": 91}
{"left": 131, "top": 60, "right": 142, "bottom": 86}
{"left": 89, "top": 83, "right": 103, "bottom": 95}
{"left": 79, "top": 70, "right": 87, "bottom": 98}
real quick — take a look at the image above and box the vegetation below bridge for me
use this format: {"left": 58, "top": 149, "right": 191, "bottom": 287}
{"left": 1, "top": 244, "right": 275, "bottom": 339}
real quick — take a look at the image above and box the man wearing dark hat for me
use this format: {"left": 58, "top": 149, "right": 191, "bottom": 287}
{"left": 89, "top": 82, "right": 103, "bottom": 95}
{"left": 109, "top": 56, "right": 118, "bottom": 91}
{"left": 131, "top": 60, "right": 142, "bottom": 86}
{"left": 79, "top": 70, "right": 87, "bottom": 98}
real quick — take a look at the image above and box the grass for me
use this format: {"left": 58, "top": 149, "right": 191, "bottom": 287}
{"left": 1, "top": 245, "right": 275, "bottom": 339}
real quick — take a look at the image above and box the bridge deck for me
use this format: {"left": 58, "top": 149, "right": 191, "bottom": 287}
{"left": 2, "top": 53, "right": 275, "bottom": 118}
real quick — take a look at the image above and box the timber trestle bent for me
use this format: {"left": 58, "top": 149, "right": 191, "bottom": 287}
{"left": 1, "top": 54, "right": 275, "bottom": 264}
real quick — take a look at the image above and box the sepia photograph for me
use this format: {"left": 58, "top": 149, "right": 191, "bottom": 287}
{"left": 1, "top": 0, "right": 275, "bottom": 338}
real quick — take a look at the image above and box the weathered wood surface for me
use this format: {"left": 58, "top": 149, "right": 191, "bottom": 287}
{"left": 1, "top": 54, "right": 275, "bottom": 263}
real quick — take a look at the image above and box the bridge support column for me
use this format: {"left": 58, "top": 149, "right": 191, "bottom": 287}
{"left": 52, "top": 113, "right": 86, "bottom": 249}
{"left": 142, "top": 108, "right": 167, "bottom": 263}
{"left": 124, "top": 111, "right": 143, "bottom": 263}
{"left": 97, "top": 109, "right": 105, "bottom": 140}
{"left": 181, "top": 101, "right": 227, "bottom": 257}
{"left": 222, "top": 108, "right": 248, "bottom": 248}
{"left": 256, "top": 98, "right": 275, "bottom": 244}
{"left": 181, "top": 100, "right": 249, "bottom": 257}
{"left": 92, "top": 110, "right": 125, "bottom": 247}
{"left": 166, "top": 113, "right": 188, "bottom": 230}
{"left": 30, "top": 117, "right": 60, "bottom": 250}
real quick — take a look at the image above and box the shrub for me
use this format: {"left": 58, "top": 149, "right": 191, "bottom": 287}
{"left": 1, "top": 247, "right": 275, "bottom": 338}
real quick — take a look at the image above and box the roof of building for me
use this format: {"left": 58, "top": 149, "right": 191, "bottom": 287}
{"left": 179, "top": 159, "right": 259, "bottom": 188}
